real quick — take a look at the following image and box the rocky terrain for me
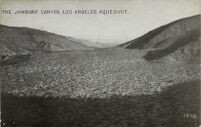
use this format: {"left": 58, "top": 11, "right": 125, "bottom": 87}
{"left": 1, "top": 15, "right": 200, "bottom": 127}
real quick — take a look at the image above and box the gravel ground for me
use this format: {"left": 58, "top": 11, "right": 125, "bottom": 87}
{"left": 1, "top": 49, "right": 200, "bottom": 127}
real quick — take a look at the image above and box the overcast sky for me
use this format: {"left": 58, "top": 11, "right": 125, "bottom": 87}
{"left": 0, "top": 0, "right": 200, "bottom": 44}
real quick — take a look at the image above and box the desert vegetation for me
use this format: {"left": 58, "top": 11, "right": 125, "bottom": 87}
{"left": 1, "top": 49, "right": 200, "bottom": 98}
{"left": 1, "top": 15, "right": 200, "bottom": 127}
{"left": 1, "top": 48, "right": 200, "bottom": 127}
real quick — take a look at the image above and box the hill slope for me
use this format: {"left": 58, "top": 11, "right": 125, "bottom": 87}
{"left": 119, "top": 15, "right": 200, "bottom": 60}
{"left": 0, "top": 25, "right": 94, "bottom": 52}
{"left": 0, "top": 25, "right": 97, "bottom": 64}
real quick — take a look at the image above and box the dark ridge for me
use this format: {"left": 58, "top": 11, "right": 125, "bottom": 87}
{"left": 2, "top": 79, "right": 200, "bottom": 127}
{"left": 118, "top": 14, "right": 200, "bottom": 49}
{"left": 143, "top": 29, "right": 200, "bottom": 60}
{"left": 118, "top": 24, "right": 168, "bottom": 49}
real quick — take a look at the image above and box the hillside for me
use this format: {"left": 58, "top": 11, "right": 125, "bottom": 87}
{"left": 119, "top": 15, "right": 200, "bottom": 60}
{"left": 0, "top": 24, "right": 97, "bottom": 64}
{"left": 0, "top": 24, "right": 95, "bottom": 52}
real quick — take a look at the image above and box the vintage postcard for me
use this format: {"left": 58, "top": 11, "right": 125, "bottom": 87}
{"left": 0, "top": 0, "right": 200, "bottom": 127}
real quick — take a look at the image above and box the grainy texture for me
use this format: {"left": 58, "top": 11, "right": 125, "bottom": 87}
{"left": 1, "top": 15, "right": 200, "bottom": 127}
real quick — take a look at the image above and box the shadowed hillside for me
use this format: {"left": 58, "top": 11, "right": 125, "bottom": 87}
{"left": 119, "top": 15, "right": 200, "bottom": 60}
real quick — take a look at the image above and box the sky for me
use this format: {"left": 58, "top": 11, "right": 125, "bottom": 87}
{"left": 0, "top": 0, "right": 200, "bottom": 44}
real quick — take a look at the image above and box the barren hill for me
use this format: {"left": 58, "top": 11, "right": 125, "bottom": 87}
{"left": 0, "top": 25, "right": 94, "bottom": 52}
{"left": 0, "top": 25, "right": 96, "bottom": 64}
{"left": 119, "top": 15, "right": 200, "bottom": 60}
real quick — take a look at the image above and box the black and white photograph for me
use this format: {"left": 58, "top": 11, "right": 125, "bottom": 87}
{"left": 0, "top": 0, "right": 200, "bottom": 127}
